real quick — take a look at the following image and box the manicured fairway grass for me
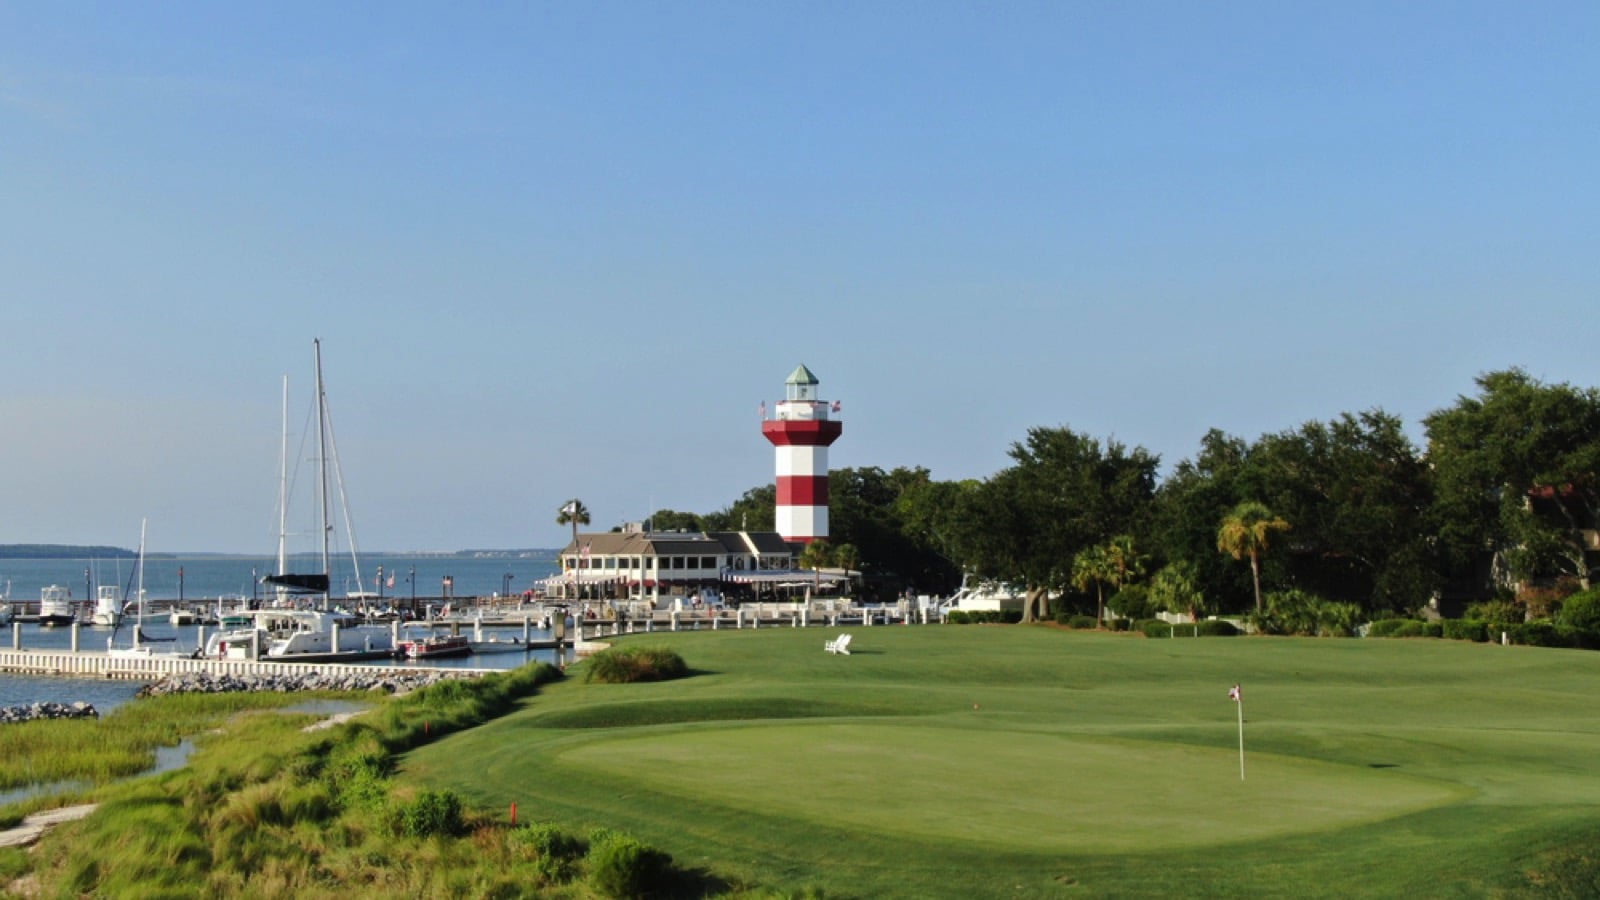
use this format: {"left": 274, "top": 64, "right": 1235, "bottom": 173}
{"left": 404, "top": 626, "right": 1600, "bottom": 897}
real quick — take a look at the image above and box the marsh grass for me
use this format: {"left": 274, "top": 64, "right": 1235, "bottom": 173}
{"left": 19, "top": 663, "right": 569, "bottom": 898}
{"left": 0, "top": 691, "right": 316, "bottom": 790}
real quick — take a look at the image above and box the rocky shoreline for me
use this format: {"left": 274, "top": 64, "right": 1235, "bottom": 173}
{"left": 0, "top": 701, "right": 100, "bottom": 724}
{"left": 136, "top": 669, "right": 476, "bottom": 698}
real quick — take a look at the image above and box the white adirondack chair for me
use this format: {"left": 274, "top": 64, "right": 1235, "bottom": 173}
{"left": 824, "top": 633, "right": 852, "bottom": 655}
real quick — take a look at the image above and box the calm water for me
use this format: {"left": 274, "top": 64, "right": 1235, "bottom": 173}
{"left": 0, "top": 551, "right": 561, "bottom": 605}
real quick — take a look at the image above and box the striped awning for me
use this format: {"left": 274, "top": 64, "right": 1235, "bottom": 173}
{"left": 723, "top": 569, "right": 851, "bottom": 584}
{"left": 533, "top": 574, "right": 628, "bottom": 588}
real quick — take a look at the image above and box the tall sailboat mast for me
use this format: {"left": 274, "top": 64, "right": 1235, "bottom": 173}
{"left": 314, "top": 338, "right": 332, "bottom": 610}
{"left": 276, "top": 375, "right": 289, "bottom": 598}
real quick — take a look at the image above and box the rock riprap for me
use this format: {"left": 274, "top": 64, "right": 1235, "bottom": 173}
{"left": 0, "top": 701, "right": 99, "bottom": 724}
{"left": 136, "top": 669, "right": 474, "bottom": 698}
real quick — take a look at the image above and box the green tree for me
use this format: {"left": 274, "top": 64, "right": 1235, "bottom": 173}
{"left": 1217, "top": 501, "right": 1291, "bottom": 613}
{"left": 1425, "top": 369, "right": 1600, "bottom": 592}
{"left": 1149, "top": 561, "right": 1209, "bottom": 622}
{"left": 956, "top": 427, "right": 1159, "bottom": 622}
{"left": 1241, "top": 411, "right": 1434, "bottom": 613}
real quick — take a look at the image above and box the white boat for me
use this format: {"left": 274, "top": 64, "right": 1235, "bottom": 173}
{"left": 204, "top": 609, "right": 394, "bottom": 662}
{"left": 90, "top": 586, "right": 124, "bottom": 627}
{"left": 37, "top": 585, "right": 76, "bottom": 627}
{"left": 398, "top": 625, "right": 472, "bottom": 660}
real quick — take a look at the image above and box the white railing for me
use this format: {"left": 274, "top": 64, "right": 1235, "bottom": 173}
{"left": 0, "top": 650, "right": 496, "bottom": 680}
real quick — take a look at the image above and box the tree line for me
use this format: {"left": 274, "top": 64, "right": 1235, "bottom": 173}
{"left": 627, "top": 368, "right": 1600, "bottom": 622}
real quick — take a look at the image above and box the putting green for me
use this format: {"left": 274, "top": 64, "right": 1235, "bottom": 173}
{"left": 568, "top": 722, "right": 1461, "bottom": 853}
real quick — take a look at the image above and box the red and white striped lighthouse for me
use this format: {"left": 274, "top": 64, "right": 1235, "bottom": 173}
{"left": 761, "top": 364, "right": 843, "bottom": 544}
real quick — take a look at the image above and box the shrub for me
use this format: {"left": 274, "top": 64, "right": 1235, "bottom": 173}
{"left": 511, "top": 822, "right": 586, "bottom": 884}
{"left": 1367, "top": 618, "right": 1417, "bottom": 638}
{"left": 1559, "top": 589, "right": 1600, "bottom": 632}
{"left": 1388, "top": 620, "right": 1428, "bottom": 638}
{"left": 1422, "top": 622, "right": 1444, "bottom": 638}
{"left": 395, "top": 790, "right": 464, "bottom": 839}
{"left": 1000, "top": 609, "right": 1024, "bottom": 625}
{"left": 1140, "top": 619, "right": 1172, "bottom": 638}
{"left": 587, "top": 832, "right": 673, "bottom": 899}
{"left": 1109, "top": 618, "right": 1132, "bottom": 632}
{"left": 1108, "top": 585, "right": 1153, "bottom": 621}
{"left": 585, "top": 646, "right": 688, "bottom": 684}
{"left": 945, "top": 610, "right": 970, "bottom": 624}
{"left": 1066, "top": 615, "right": 1098, "bottom": 629}
{"left": 1441, "top": 619, "right": 1488, "bottom": 642}
{"left": 1196, "top": 619, "right": 1239, "bottom": 637}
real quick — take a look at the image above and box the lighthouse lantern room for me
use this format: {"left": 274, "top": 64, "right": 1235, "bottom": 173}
{"left": 761, "top": 364, "right": 843, "bottom": 544}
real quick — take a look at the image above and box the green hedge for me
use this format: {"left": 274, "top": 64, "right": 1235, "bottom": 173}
{"left": 1139, "top": 619, "right": 1239, "bottom": 638}
{"left": 1441, "top": 619, "right": 1489, "bottom": 642}
{"left": 945, "top": 609, "right": 1023, "bottom": 625}
{"left": 1367, "top": 618, "right": 1416, "bottom": 638}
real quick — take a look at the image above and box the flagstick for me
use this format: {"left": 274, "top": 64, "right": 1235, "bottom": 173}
{"left": 1236, "top": 696, "right": 1246, "bottom": 781}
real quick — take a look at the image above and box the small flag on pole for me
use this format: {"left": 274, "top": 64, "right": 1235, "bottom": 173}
{"left": 1229, "top": 683, "right": 1245, "bottom": 780}
{"left": 560, "top": 500, "right": 578, "bottom": 515}
{"left": 759, "top": 400, "right": 767, "bottom": 419}
{"left": 831, "top": 399, "right": 841, "bottom": 413}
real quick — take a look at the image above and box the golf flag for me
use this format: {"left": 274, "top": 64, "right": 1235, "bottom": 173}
{"left": 1229, "top": 683, "right": 1245, "bottom": 780}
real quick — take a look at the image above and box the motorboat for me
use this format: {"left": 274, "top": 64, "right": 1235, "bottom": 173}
{"left": 204, "top": 609, "right": 396, "bottom": 663}
{"left": 90, "top": 586, "right": 124, "bottom": 627}
{"left": 37, "top": 585, "right": 76, "bottom": 627}
{"left": 397, "top": 626, "right": 472, "bottom": 660}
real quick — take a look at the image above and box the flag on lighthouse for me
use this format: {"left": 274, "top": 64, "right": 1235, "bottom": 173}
{"left": 759, "top": 400, "right": 767, "bottom": 419}
{"left": 1228, "top": 684, "right": 1241, "bottom": 702}
{"left": 831, "top": 399, "right": 841, "bottom": 413}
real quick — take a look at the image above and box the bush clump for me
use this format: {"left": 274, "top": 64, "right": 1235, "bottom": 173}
{"left": 1196, "top": 619, "right": 1239, "bottom": 637}
{"left": 395, "top": 789, "right": 465, "bottom": 838}
{"left": 1559, "top": 589, "right": 1600, "bottom": 632}
{"left": 1442, "top": 619, "right": 1489, "bottom": 642}
{"left": 1367, "top": 618, "right": 1417, "bottom": 638}
{"left": 1140, "top": 619, "right": 1171, "bottom": 638}
{"left": 585, "top": 646, "right": 689, "bottom": 684}
{"left": 587, "top": 831, "right": 674, "bottom": 899}
{"left": 1064, "top": 614, "right": 1099, "bottom": 629}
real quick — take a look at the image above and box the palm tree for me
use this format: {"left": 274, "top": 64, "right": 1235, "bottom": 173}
{"left": 556, "top": 498, "right": 591, "bottom": 565}
{"left": 1071, "top": 544, "right": 1112, "bottom": 627}
{"left": 1216, "top": 501, "right": 1291, "bottom": 613}
{"left": 1149, "top": 561, "right": 1208, "bottom": 623}
{"left": 1103, "top": 534, "right": 1145, "bottom": 601}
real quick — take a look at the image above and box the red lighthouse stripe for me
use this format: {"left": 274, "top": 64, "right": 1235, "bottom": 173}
{"left": 762, "top": 420, "right": 843, "bottom": 446}
{"left": 777, "top": 475, "right": 829, "bottom": 506}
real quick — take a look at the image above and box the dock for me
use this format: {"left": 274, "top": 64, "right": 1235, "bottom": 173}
{"left": 0, "top": 649, "right": 503, "bottom": 681}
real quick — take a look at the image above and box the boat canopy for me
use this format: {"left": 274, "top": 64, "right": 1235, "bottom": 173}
{"left": 262, "top": 573, "right": 330, "bottom": 593}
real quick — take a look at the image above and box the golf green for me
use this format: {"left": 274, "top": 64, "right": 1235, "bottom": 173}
{"left": 570, "top": 722, "right": 1460, "bottom": 852}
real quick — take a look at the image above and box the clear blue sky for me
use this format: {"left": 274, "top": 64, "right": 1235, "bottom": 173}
{"left": 3, "top": 3, "right": 1596, "bottom": 552}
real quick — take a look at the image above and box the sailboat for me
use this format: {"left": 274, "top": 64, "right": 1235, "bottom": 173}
{"left": 206, "top": 340, "right": 394, "bottom": 663}
{"left": 108, "top": 520, "right": 183, "bottom": 657}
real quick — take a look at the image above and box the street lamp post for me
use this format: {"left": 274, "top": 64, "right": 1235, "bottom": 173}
{"left": 408, "top": 565, "right": 416, "bottom": 606}
{"left": 503, "top": 572, "right": 513, "bottom": 598}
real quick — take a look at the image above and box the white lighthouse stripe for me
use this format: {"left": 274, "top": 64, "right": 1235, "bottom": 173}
{"left": 775, "top": 505, "right": 827, "bottom": 542}
{"left": 775, "top": 446, "right": 828, "bottom": 477}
